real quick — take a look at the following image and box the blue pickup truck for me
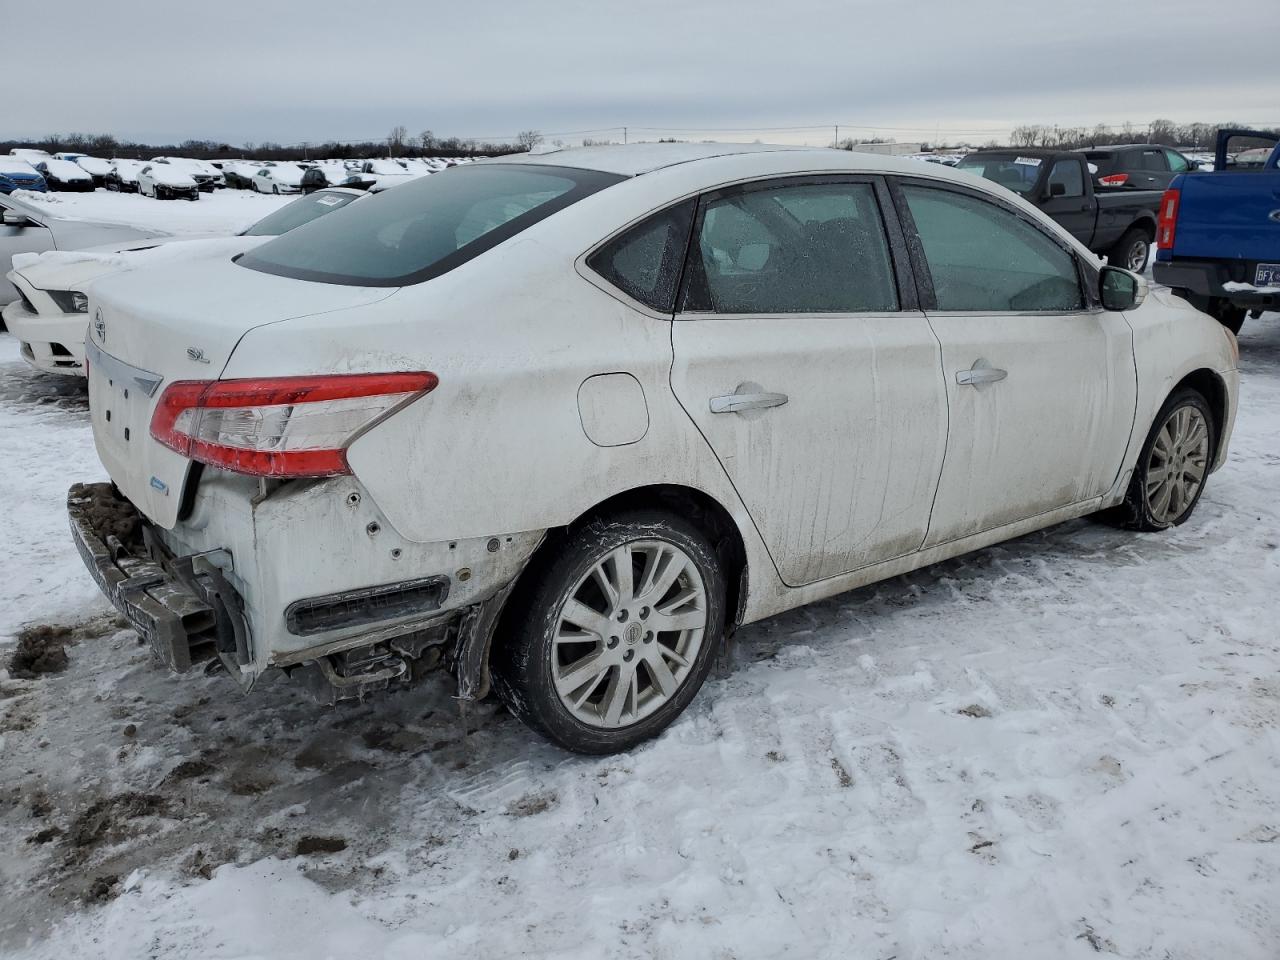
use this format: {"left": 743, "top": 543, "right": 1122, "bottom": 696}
{"left": 1153, "top": 128, "right": 1280, "bottom": 333}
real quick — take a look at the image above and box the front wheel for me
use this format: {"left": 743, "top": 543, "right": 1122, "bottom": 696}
{"left": 492, "top": 509, "right": 726, "bottom": 754}
{"left": 1112, "top": 388, "right": 1216, "bottom": 531}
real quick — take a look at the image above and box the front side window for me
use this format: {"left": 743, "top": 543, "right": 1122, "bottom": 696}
{"left": 586, "top": 201, "right": 693, "bottom": 313}
{"left": 239, "top": 164, "right": 623, "bottom": 286}
{"left": 1165, "top": 150, "right": 1190, "bottom": 173}
{"left": 1047, "top": 160, "right": 1084, "bottom": 198}
{"left": 682, "top": 180, "right": 899, "bottom": 314}
{"left": 901, "top": 184, "right": 1083, "bottom": 312}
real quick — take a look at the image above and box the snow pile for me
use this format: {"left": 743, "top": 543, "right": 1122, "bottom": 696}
{"left": 1224, "top": 281, "right": 1280, "bottom": 295}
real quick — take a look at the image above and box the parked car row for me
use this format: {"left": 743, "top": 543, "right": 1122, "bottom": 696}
{"left": 8, "top": 143, "right": 1235, "bottom": 756}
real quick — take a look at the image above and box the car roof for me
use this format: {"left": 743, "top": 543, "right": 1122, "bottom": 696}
{"left": 480, "top": 141, "right": 977, "bottom": 179}
{"left": 1077, "top": 144, "right": 1171, "bottom": 153}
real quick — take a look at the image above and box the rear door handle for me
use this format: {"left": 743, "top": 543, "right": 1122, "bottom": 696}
{"left": 710, "top": 386, "right": 789, "bottom": 414}
{"left": 955, "top": 359, "right": 1007, "bottom": 387}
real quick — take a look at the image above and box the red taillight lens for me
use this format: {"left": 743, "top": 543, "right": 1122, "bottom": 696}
{"left": 1098, "top": 174, "right": 1129, "bottom": 187}
{"left": 1156, "top": 188, "right": 1180, "bottom": 250}
{"left": 150, "top": 372, "right": 437, "bottom": 478}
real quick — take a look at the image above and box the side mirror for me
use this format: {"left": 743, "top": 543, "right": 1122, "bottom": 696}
{"left": 2, "top": 209, "right": 32, "bottom": 227}
{"left": 1046, "top": 181, "right": 1067, "bottom": 198}
{"left": 1100, "top": 265, "right": 1148, "bottom": 311}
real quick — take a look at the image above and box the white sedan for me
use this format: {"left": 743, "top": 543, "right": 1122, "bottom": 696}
{"left": 138, "top": 164, "right": 200, "bottom": 200}
{"left": 252, "top": 163, "right": 304, "bottom": 194}
{"left": 69, "top": 144, "right": 1238, "bottom": 754}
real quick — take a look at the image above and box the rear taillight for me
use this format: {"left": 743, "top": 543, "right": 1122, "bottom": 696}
{"left": 1098, "top": 174, "right": 1129, "bottom": 187}
{"left": 150, "top": 372, "right": 437, "bottom": 478}
{"left": 1157, "top": 188, "right": 1181, "bottom": 250}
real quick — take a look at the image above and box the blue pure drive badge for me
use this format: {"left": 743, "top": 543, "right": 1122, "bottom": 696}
{"left": 150, "top": 476, "right": 169, "bottom": 495}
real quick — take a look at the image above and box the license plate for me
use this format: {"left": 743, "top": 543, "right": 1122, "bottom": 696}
{"left": 1256, "top": 263, "right": 1280, "bottom": 287}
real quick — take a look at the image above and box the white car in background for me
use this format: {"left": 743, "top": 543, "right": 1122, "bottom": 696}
{"left": 152, "top": 156, "right": 224, "bottom": 191}
{"left": 346, "top": 158, "right": 422, "bottom": 190}
{"left": 68, "top": 144, "right": 1238, "bottom": 754}
{"left": 253, "top": 163, "right": 304, "bottom": 194}
{"left": 2, "top": 188, "right": 366, "bottom": 377}
{"left": 138, "top": 163, "right": 200, "bottom": 200}
{"left": 0, "top": 191, "right": 165, "bottom": 305}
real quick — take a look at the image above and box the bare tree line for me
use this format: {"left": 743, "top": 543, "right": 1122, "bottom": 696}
{"left": 1008, "top": 118, "right": 1279, "bottom": 151}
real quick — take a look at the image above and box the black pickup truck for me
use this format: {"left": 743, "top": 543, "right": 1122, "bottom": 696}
{"left": 956, "top": 149, "right": 1163, "bottom": 272}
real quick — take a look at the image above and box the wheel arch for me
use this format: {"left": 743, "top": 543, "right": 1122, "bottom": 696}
{"left": 1172, "top": 367, "right": 1228, "bottom": 461}
{"left": 460, "top": 483, "right": 751, "bottom": 702}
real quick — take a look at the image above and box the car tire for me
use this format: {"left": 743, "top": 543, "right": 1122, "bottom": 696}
{"left": 1109, "top": 387, "right": 1216, "bottom": 532}
{"left": 1109, "top": 227, "right": 1151, "bottom": 273}
{"left": 491, "top": 508, "right": 727, "bottom": 754}
{"left": 272, "top": 184, "right": 279, "bottom": 195}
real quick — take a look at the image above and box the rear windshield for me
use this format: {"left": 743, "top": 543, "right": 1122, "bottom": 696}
{"left": 241, "top": 190, "right": 361, "bottom": 237}
{"left": 238, "top": 164, "right": 624, "bottom": 286}
{"left": 955, "top": 155, "right": 1043, "bottom": 194}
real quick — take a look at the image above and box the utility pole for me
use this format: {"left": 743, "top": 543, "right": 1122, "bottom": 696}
{"left": 835, "top": 124, "right": 839, "bottom": 147}
{"left": 623, "top": 126, "right": 627, "bottom": 144}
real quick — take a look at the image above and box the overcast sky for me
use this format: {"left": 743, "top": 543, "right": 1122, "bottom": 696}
{"left": 9, "top": 0, "right": 1276, "bottom": 148}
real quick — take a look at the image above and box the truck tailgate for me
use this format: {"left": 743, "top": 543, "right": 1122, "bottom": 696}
{"left": 1173, "top": 174, "right": 1279, "bottom": 261}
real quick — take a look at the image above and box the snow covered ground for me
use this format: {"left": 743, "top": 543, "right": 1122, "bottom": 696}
{"left": 1, "top": 192, "right": 1278, "bottom": 959}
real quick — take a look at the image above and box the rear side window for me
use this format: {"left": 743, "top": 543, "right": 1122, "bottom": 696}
{"left": 587, "top": 201, "right": 693, "bottom": 312}
{"left": 239, "top": 164, "right": 624, "bottom": 286}
{"left": 682, "top": 180, "right": 899, "bottom": 314}
{"left": 901, "top": 184, "right": 1083, "bottom": 312}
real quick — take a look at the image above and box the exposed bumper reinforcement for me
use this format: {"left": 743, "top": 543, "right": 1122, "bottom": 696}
{"left": 68, "top": 482, "right": 218, "bottom": 673}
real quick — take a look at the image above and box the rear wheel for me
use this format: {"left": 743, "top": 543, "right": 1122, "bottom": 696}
{"left": 492, "top": 509, "right": 726, "bottom": 754}
{"left": 1109, "top": 227, "right": 1151, "bottom": 273}
{"left": 1112, "top": 388, "right": 1215, "bottom": 531}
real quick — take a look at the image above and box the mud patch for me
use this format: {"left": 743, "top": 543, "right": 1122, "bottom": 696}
{"left": 160, "top": 758, "right": 217, "bottom": 786}
{"left": 68, "top": 481, "right": 142, "bottom": 546}
{"left": 295, "top": 835, "right": 347, "bottom": 856}
{"left": 507, "top": 791, "right": 557, "bottom": 817}
{"left": 7, "top": 626, "right": 72, "bottom": 679}
{"left": 957, "top": 704, "right": 993, "bottom": 719}
{"left": 67, "top": 792, "right": 167, "bottom": 855}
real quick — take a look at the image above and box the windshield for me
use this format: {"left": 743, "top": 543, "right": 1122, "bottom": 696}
{"left": 238, "top": 163, "right": 624, "bottom": 286}
{"left": 956, "top": 155, "right": 1043, "bottom": 194}
{"left": 242, "top": 190, "right": 361, "bottom": 236}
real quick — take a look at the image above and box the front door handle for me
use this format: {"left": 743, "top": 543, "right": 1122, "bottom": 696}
{"left": 955, "top": 359, "right": 1008, "bottom": 387}
{"left": 710, "top": 383, "right": 789, "bottom": 414}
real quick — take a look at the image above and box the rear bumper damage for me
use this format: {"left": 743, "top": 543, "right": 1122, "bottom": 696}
{"left": 68, "top": 482, "right": 226, "bottom": 673}
{"left": 67, "top": 480, "right": 542, "bottom": 703}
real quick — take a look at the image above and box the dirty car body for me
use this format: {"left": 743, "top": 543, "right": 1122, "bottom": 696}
{"left": 69, "top": 144, "right": 1239, "bottom": 753}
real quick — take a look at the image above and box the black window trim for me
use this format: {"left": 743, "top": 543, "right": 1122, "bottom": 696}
{"left": 673, "top": 173, "right": 918, "bottom": 318}
{"left": 887, "top": 175, "right": 1095, "bottom": 315}
{"left": 239, "top": 163, "right": 627, "bottom": 288}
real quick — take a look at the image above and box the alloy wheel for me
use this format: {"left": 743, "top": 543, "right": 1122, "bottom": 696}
{"left": 1145, "top": 405, "right": 1209, "bottom": 524}
{"left": 551, "top": 540, "right": 708, "bottom": 729}
{"left": 1126, "top": 239, "right": 1148, "bottom": 272}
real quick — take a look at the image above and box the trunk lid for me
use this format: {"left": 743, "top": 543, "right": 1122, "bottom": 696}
{"left": 86, "top": 256, "right": 394, "bottom": 528}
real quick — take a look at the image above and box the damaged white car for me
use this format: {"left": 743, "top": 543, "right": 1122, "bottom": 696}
{"left": 69, "top": 144, "right": 1239, "bottom": 754}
